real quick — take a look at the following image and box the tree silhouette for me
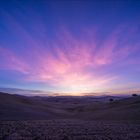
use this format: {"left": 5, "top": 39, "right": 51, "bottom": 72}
{"left": 132, "top": 94, "right": 137, "bottom": 97}
{"left": 109, "top": 98, "right": 114, "bottom": 102}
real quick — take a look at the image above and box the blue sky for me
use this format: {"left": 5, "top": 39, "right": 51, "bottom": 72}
{"left": 0, "top": 0, "right": 140, "bottom": 95}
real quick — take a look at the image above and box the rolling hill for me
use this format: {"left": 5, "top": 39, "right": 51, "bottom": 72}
{"left": 0, "top": 92, "right": 140, "bottom": 121}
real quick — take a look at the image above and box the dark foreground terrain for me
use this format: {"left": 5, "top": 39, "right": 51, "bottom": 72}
{"left": 1, "top": 120, "right": 140, "bottom": 140}
{"left": 0, "top": 92, "right": 140, "bottom": 139}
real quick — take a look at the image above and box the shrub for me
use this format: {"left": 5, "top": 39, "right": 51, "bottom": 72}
{"left": 132, "top": 94, "right": 137, "bottom": 97}
{"left": 109, "top": 98, "right": 114, "bottom": 102}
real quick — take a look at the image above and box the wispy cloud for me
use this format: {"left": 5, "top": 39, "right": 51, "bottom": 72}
{"left": 0, "top": 47, "right": 29, "bottom": 74}
{"left": 0, "top": 12, "right": 140, "bottom": 93}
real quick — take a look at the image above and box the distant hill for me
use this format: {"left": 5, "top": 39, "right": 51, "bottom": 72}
{"left": 0, "top": 92, "right": 140, "bottom": 121}
{"left": 73, "top": 95, "right": 140, "bottom": 121}
{"left": 0, "top": 92, "right": 65, "bottom": 120}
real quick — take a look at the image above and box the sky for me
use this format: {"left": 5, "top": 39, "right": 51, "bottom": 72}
{"left": 0, "top": 0, "right": 140, "bottom": 95}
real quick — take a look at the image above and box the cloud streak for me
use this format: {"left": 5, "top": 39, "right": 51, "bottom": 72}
{"left": 0, "top": 12, "right": 140, "bottom": 93}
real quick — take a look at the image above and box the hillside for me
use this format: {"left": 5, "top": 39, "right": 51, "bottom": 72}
{"left": 0, "top": 92, "right": 64, "bottom": 120}
{"left": 73, "top": 96, "right": 140, "bottom": 120}
{"left": 0, "top": 92, "right": 140, "bottom": 121}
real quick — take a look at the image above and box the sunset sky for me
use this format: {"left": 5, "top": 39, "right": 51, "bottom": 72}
{"left": 0, "top": 0, "right": 140, "bottom": 95}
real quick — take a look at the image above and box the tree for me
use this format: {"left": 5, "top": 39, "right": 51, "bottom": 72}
{"left": 132, "top": 94, "right": 137, "bottom": 97}
{"left": 109, "top": 98, "right": 114, "bottom": 102}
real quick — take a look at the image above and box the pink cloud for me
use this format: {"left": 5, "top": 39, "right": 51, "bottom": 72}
{"left": 0, "top": 18, "right": 139, "bottom": 93}
{"left": 0, "top": 47, "right": 29, "bottom": 74}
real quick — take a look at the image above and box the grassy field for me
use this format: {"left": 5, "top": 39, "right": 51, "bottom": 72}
{"left": 0, "top": 92, "right": 140, "bottom": 139}
{"left": 0, "top": 120, "right": 140, "bottom": 140}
